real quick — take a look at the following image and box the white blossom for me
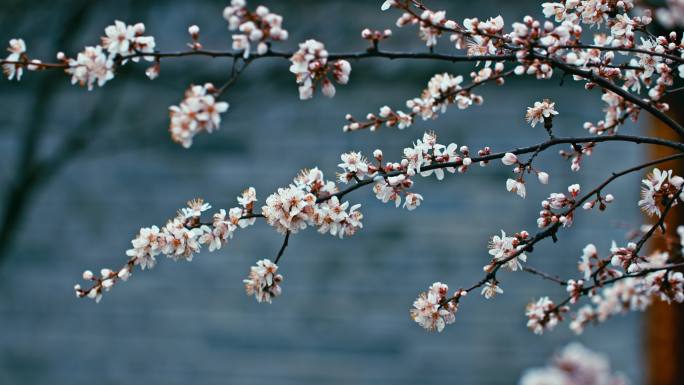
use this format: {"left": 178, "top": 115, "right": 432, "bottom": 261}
{"left": 525, "top": 99, "right": 558, "bottom": 127}
{"left": 3, "top": 38, "right": 26, "bottom": 81}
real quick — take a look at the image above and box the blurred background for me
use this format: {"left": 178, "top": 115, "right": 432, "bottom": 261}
{"left": 0, "top": 1, "right": 681, "bottom": 384}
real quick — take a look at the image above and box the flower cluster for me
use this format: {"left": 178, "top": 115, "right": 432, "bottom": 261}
{"left": 289, "top": 39, "right": 351, "bottom": 100}
{"left": 75, "top": 193, "right": 258, "bottom": 302}
{"left": 638, "top": 168, "right": 684, "bottom": 217}
{"left": 410, "top": 282, "right": 464, "bottom": 332}
{"left": 223, "top": 0, "right": 288, "bottom": 58}
{"left": 262, "top": 168, "right": 363, "bottom": 238}
{"left": 537, "top": 184, "right": 582, "bottom": 228}
{"left": 64, "top": 46, "right": 115, "bottom": 91}
{"left": 344, "top": 68, "right": 504, "bottom": 132}
{"left": 3, "top": 20, "right": 157, "bottom": 86}
{"left": 66, "top": 20, "right": 155, "bottom": 90}
{"left": 526, "top": 296, "right": 566, "bottom": 335}
{"left": 243, "top": 259, "right": 283, "bottom": 303}
{"left": 519, "top": 343, "right": 626, "bottom": 385}
{"left": 562, "top": 240, "right": 684, "bottom": 335}
{"left": 168, "top": 83, "right": 229, "bottom": 148}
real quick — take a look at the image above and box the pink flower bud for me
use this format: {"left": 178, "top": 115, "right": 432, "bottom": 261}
{"left": 537, "top": 172, "right": 549, "bottom": 184}
{"left": 502, "top": 152, "right": 518, "bottom": 165}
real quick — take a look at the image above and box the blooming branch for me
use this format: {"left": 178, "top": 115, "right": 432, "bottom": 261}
{"left": 5, "top": 0, "right": 684, "bottom": 338}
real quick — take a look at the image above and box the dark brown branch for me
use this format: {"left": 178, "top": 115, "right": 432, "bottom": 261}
{"left": 0, "top": 49, "right": 517, "bottom": 69}
{"left": 523, "top": 266, "right": 567, "bottom": 286}
{"left": 541, "top": 54, "right": 684, "bottom": 139}
{"left": 557, "top": 44, "right": 684, "bottom": 64}
{"left": 274, "top": 231, "right": 290, "bottom": 264}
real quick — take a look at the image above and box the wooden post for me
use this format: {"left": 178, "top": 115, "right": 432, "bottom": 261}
{"left": 645, "top": 96, "right": 684, "bottom": 385}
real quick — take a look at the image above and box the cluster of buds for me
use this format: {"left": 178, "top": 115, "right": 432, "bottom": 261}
{"left": 537, "top": 184, "right": 581, "bottom": 228}
{"left": 361, "top": 28, "right": 392, "bottom": 47}
{"left": 289, "top": 39, "right": 351, "bottom": 100}
{"left": 537, "top": 184, "right": 580, "bottom": 229}
{"left": 582, "top": 193, "right": 614, "bottom": 211}
{"left": 559, "top": 142, "right": 595, "bottom": 172}
{"left": 502, "top": 150, "right": 550, "bottom": 199}
{"left": 169, "top": 83, "right": 229, "bottom": 148}
{"left": 343, "top": 105, "right": 413, "bottom": 132}
{"left": 74, "top": 266, "right": 132, "bottom": 303}
{"left": 476, "top": 146, "right": 493, "bottom": 167}
{"left": 187, "top": 25, "right": 202, "bottom": 50}
{"left": 566, "top": 279, "right": 584, "bottom": 304}
{"left": 223, "top": 0, "right": 288, "bottom": 58}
